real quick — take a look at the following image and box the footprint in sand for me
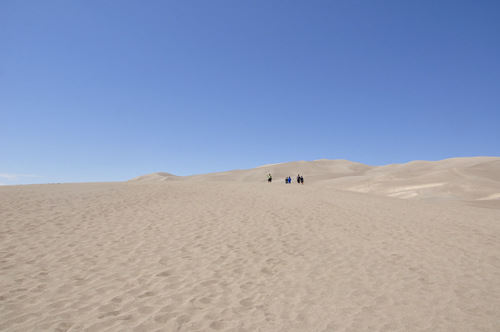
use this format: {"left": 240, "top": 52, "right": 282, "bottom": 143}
{"left": 176, "top": 314, "right": 191, "bottom": 324}
{"left": 209, "top": 321, "right": 228, "bottom": 330}
{"left": 161, "top": 304, "right": 179, "bottom": 312}
{"left": 201, "top": 280, "right": 218, "bottom": 286}
{"left": 239, "top": 282, "right": 254, "bottom": 290}
{"left": 200, "top": 297, "right": 212, "bottom": 304}
{"left": 98, "top": 311, "right": 120, "bottom": 319}
{"left": 240, "top": 298, "right": 253, "bottom": 307}
{"left": 111, "top": 296, "right": 123, "bottom": 303}
{"left": 154, "top": 312, "right": 179, "bottom": 324}
{"left": 55, "top": 321, "right": 74, "bottom": 332}
{"left": 138, "top": 291, "right": 156, "bottom": 298}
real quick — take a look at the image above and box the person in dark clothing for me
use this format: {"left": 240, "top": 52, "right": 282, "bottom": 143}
{"left": 300, "top": 176, "right": 304, "bottom": 185}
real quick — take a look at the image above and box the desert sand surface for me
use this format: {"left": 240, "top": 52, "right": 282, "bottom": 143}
{"left": 1, "top": 177, "right": 500, "bottom": 331}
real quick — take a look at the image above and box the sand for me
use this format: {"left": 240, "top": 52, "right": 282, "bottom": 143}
{"left": 1, "top": 177, "right": 499, "bottom": 331}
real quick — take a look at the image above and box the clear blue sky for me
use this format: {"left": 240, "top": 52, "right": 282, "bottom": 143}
{"left": 1, "top": 1, "right": 499, "bottom": 185}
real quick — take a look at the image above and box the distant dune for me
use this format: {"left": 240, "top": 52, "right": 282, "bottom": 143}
{"left": 128, "top": 172, "right": 180, "bottom": 182}
{"left": 129, "top": 157, "right": 500, "bottom": 204}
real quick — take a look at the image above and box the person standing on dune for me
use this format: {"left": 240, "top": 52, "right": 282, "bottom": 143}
{"left": 267, "top": 174, "right": 272, "bottom": 183}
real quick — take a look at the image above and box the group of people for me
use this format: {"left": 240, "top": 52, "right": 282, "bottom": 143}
{"left": 288, "top": 174, "right": 304, "bottom": 185}
{"left": 267, "top": 174, "right": 304, "bottom": 184}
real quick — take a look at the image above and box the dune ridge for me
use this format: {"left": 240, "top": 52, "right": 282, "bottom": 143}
{"left": 129, "top": 172, "right": 180, "bottom": 182}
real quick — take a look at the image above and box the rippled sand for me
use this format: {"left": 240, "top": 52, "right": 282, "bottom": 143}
{"left": 1, "top": 181, "right": 499, "bottom": 331}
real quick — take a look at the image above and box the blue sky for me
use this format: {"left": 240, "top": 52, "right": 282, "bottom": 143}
{"left": 1, "top": 1, "right": 499, "bottom": 185}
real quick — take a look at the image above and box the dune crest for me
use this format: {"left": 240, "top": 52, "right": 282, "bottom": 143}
{"left": 128, "top": 172, "right": 180, "bottom": 182}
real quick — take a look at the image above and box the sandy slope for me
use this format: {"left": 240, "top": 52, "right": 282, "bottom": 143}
{"left": 131, "top": 157, "right": 500, "bottom": 207}
{"left": 1, "top": 181, "right": 499, "bottom": 331}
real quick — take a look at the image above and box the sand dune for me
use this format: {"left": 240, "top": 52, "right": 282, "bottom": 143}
{"left": 1, "top": 181, "right": 499, "bottom": 331}
{"left": 129, "top": 172, "right": 180, "bottom": 182}
{"left": 130, "top": 157, "right": 500, "bottom": 206}
{"left": 1, "top": 157, "right": 499, "bottom": 331}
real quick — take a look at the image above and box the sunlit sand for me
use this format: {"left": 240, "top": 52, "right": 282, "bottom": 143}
{"left": 1, "top": 157, "right": 499, "bottom": 331}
